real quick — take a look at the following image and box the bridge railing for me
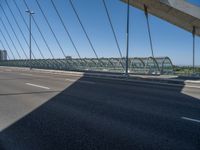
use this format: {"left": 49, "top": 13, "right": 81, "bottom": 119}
{"left": 0, "top": 57, "right": 174, "bottom": 75}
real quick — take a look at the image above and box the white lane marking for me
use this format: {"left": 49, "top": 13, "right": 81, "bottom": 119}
{"left": 65, "top": 79, "right": 95, "bottom": 84}
{"left": 26, "top": 83, "right": 50, "bottom": 90}
{"left": 5, "top": 69, "right": 11, "bottom": 71}
{"left": 185, "top": 80, "right": 200, "bottom": 83}
{"left": 181, "top": 117, "right": 200, "bottom": 123}
{"left": 185, "top": 85, "right": 200, "bottom": 89}
{"left": 20, "top": 73, "right": 33, "bottom": 76}
{"left": 65, "top": 79, "right": 77, "bottom": 82}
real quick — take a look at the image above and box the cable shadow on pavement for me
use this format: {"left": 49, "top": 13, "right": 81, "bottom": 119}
{"left": 0, "top": 75, "right": 200, "bottom": 150}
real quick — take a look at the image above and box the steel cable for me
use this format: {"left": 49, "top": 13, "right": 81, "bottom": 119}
{"left": 0, "top": 38, "right": 11, "bottom": 60}
{"left": 102, "top": 0, "right": 125, "bottom": 69}
{"left": 13, "top": 0, "right": 45, "bottom": 59}
{"left": 0, "top": 18, "right": 21, "bottom": 59}
{"left": 35, "top": 0, "right": 67, "bottom": 58}
{"left": 68, "top": 0, "right": 99, "bottom": 60}
{"left": 22, "top": 0, "right": 55, "bottom": 59}
{"left": 0, "top": 27, "right": 16, "bottom": 59}
{"left": 51, "top": 0, "right": 82, "bottom": 60}
{"left": 5, "top": 0, "right": 35, "bottom": 59}
{"left": 0, "top": 3, "right": 28, "bottom": 59}
{"left": 144, "top": 5, "right": 155, "bottom": 58}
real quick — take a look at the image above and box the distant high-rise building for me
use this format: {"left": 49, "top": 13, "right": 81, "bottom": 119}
{"left": 2, "top": 50, "right": 7, "bottom": 60}
{"left": 0, "top": 50, "right": 7, "bottom": 61}
{"left": 0, "top": 51, "right": 3, "bottom": 60}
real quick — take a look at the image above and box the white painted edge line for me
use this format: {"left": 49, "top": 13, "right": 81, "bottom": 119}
{"left": 181, "top": 117, "right": 200, "bottom": 123}
{"left": 26, "top": 83, "right": 50, "bottom": 90}
{"left": 65, "top": 79, "right": 95, "bottom": 84}
{"left": 185, "top": 85, "right": 200, "bottom": 89}
{"left": 185, "top": 80, "right": 200, "bottom": 83}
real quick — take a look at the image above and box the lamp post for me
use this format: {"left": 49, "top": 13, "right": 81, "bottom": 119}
{"left": 192, "top": 26, "right": 196, "bottom": 74}
{"left": 26, "top": 10, "right": 35, "bottom": 70}
{"left": 125, "top": 0, "right": 130, "bottom": 76}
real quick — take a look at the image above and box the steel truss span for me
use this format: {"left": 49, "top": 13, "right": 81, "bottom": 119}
{"left": 0, "top": 57, "right": 174, "bottom": 75}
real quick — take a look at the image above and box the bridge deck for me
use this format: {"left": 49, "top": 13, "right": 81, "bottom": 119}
{"left": 122, "top": 0, "right": 200, "bottom": 36}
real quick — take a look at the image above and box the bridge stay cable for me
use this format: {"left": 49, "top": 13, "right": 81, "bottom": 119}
{"left": 144, "top": 5, "right": 155, "bottom": 59}
{"left": 0, "top": 18, "right": 21, "bottom": 59}
{"left": 102, "top": 0, "right": 125, "bottom": 69}
{"left": 12, "top": 0, "right": 44, "bottom": 59}
{"left": 144, "top": 5, "right": 159, "bottom": 72}
{"left": 34, "top": 0, "right": 75, "bottom": 69}
{"left": 5, "top": 0, "right": 36, "bottom": 59}
{"left": 68, "top": 0, "right": 105, "bottom": 67}
{"left": 0, "top": 27, "right": 16, "bottom": 59}
{"left": 0, "top": 3, "right": 29, "bottom": 59}
{"left": 35, "top": 0, "right": 67, "bottom": 59}
{"left": 0, "top": 38, "right": 11, "bottom": 60}
{"left": 22, "top": 0, "right": 55, "bottom": 59}
{"left": 50, "top": 0, "right": 82, "bottom": 61}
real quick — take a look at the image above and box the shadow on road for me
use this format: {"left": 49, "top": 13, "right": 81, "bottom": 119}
{"left": 0, "top": 75, "right": 200, "bottom": 150}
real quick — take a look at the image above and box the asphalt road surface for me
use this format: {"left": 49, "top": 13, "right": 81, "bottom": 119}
{"left": 0, "top": 68, "right": 200, "bottom": 150}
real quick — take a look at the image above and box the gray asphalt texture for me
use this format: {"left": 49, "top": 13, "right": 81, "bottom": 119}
{"left": 0, "top": 68, "right": 200, "bottom": 150}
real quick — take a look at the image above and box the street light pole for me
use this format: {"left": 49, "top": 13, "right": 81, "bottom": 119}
{"left": 125, "top": 0, "right": 130, "bottom": 77}
{"left": 26, "top": 10, "right": 35, "bottom": 70}
{"left": 192, "top": 26, "right": 196, "bottom": 74}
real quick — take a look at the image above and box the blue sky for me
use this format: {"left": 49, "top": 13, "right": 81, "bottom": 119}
{"left": 0, "top": 0, "right": 200, "bottom": 66}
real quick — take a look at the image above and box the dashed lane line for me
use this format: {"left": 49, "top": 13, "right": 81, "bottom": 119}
{"left": 26, "top": 83, "right": 50, "bottom": 90}
{"left": 181, "top": 117, "right": 200, "bottom": 123}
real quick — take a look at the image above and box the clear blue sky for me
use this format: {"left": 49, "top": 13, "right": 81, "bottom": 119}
{"left": 0, "top": 0, "right": 200, "bottom": 66}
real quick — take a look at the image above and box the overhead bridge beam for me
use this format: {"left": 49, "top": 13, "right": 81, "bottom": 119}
{"left": 122, "top": 0, "right": 200, "bottom": 36}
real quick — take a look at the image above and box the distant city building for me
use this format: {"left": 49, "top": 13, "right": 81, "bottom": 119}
{"left": 0, "top": 50, "right": 7, "bottom": 61}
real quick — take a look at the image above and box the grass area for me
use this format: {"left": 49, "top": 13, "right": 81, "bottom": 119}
{"left": 174, "top": 66, "right": 200, "bottom": 75}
